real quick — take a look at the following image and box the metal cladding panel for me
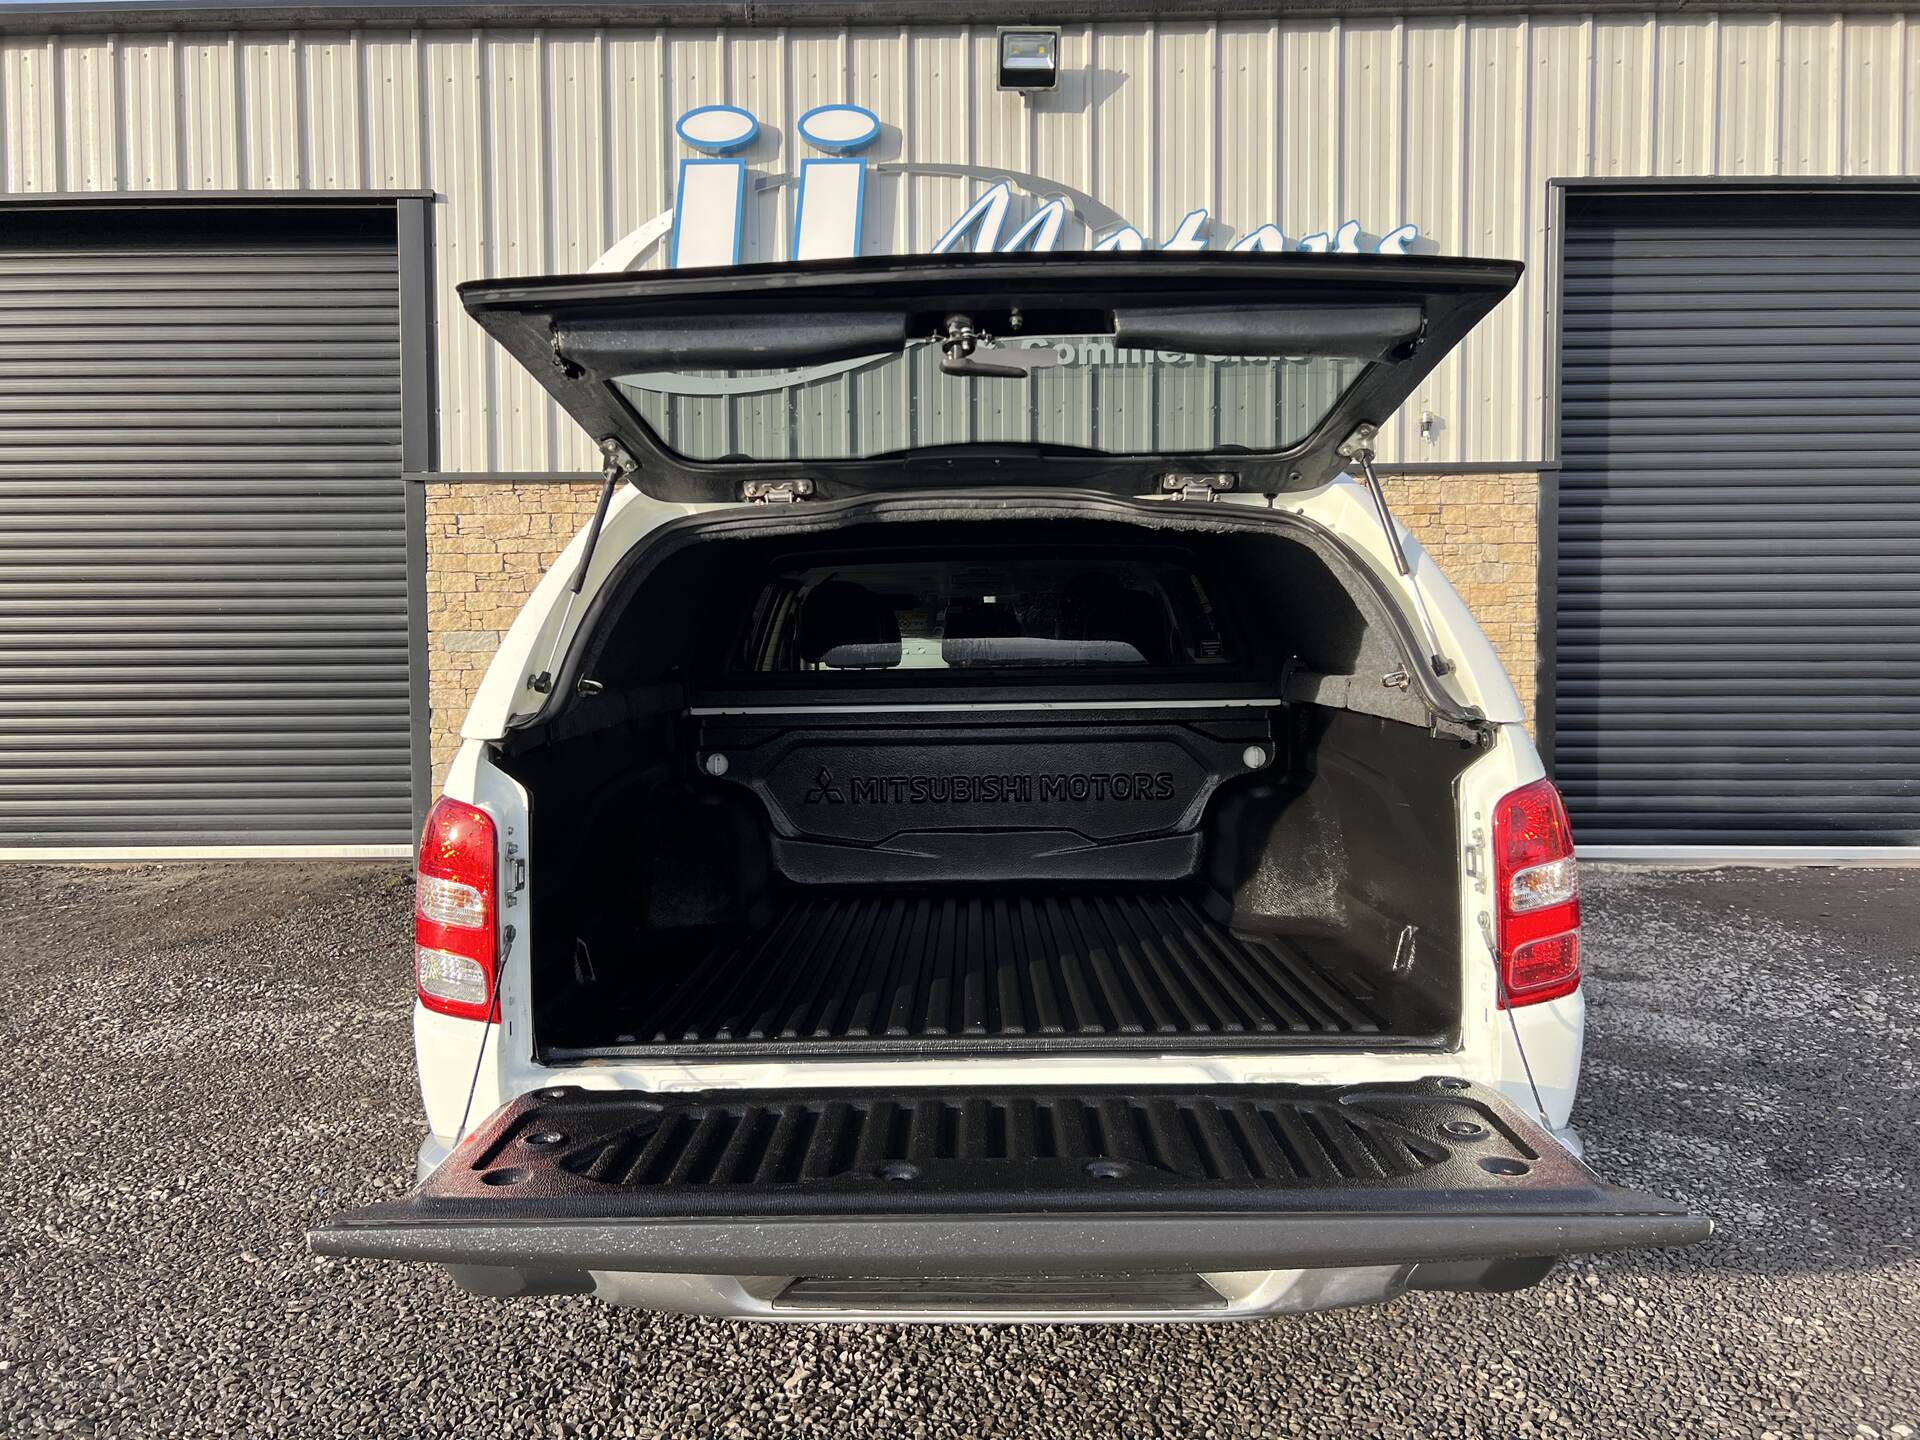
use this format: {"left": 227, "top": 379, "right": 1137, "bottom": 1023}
{"left": 3, "top": 18, "right": 1920, "bottom": 468}
{"left": 1554, "top": 196, "right": 1920, "bottom": 848}
{"left": 0, "top": 212, "right": 413, "bottom": 848}
{"left": 5, "top": 16, "right": 1917, "bottom": 472}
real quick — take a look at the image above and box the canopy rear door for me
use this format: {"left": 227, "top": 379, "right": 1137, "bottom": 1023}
{"left": 460, "top": 251, "right": 1521, "bottom": 503}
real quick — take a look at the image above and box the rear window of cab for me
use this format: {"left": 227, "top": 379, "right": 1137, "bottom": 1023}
{"left": 733, "top": 552, "right": 1233, "bottom": 674}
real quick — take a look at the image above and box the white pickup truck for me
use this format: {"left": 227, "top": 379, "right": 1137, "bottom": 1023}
{"left": 311, "top": 252, "right": 1708, "bottom": 1322}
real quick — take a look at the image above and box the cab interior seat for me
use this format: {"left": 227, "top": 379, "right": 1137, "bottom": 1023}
{"left": 797, "top": 579, "right": 901, "bottom": 670}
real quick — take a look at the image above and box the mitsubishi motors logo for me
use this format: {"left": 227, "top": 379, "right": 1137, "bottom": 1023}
{"left": 793, "top": 769, "right": 1179, "bottom": 806}
{"left": 803, "top": 767, "right": 845, "bottom": 805}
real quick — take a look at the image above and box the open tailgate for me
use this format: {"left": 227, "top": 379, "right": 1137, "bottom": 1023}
{"left": 312, "top": 1078, "right": 1707, "bottom": 1276}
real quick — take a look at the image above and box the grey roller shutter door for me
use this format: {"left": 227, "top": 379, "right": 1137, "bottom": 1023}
{"left": 1554, "top": 193, "right": 1920, "bottom": 848}
{"left": 0, "top": 207, "right": 414, "bottom": 851}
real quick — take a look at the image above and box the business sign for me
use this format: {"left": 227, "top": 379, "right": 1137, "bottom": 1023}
{"left": 589, "top": 102, "right": 1420, "bottom": 272}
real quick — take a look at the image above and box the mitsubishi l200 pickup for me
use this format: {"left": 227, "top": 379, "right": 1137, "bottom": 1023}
{"left": 310, "top": 252, "right": 1709, "bottom": 1322}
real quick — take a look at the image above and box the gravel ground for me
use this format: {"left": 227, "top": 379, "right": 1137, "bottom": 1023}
{"left": 0, "top": 862, "right": 1914, "bottom": 1439}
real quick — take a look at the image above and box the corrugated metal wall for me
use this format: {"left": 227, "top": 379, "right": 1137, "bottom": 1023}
{"left": 2, "top": 14, "right": 1918, "bottom": 473}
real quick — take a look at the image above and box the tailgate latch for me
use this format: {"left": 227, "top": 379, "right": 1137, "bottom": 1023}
{"left": 1159, "top": 472, "right": 1236, "bottom": 501}
{"left": 1464, "top": 823, "right": 1488, "bottom": 893}
{"left": 741, "top": 478, "right": 816, "bottom": 503}
{"left": 502, "top": 838, "right": 527, "bottom": 907}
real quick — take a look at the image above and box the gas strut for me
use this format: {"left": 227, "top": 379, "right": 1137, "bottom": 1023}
{"left": 528, "top": 438, "right": 636, "bottom": 696}
{"left": 1338, "top": 424, "right": 1454, "bottom": 678}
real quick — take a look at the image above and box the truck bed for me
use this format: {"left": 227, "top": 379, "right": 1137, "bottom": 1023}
{"left": 544, "top": 890, "right": 1453, "bottom": 1059}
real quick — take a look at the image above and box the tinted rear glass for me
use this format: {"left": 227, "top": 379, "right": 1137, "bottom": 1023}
{"left": 618, "top": 342, "right": 1365, "bottom": 462}
{"left": 735, "top": 553, "right": 1232, "bottom": 673}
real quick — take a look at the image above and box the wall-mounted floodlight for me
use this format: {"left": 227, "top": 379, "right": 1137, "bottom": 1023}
{"left": 997, "top": 29, "right": 1060, "bottom": 91}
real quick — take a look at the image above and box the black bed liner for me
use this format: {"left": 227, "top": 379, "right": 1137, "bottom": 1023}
{"left": 554, "top": 890, "right": 1450, "bottom": 1059}
{"left": 310, "top": 1079, "right": 1711, "bottom": 1275}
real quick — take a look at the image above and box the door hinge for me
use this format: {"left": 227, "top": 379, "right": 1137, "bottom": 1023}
{"left": 598, "top": 437, "right": 638, "bottom": 478}
{"left": 1159, "top": 472, "right": 1236, "bottom": 502}
{"left": 741, "top": 478, "right": 816, "bottom": 504}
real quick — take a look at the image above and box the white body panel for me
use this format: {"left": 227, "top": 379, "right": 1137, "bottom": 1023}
{"left": 416, "top": 477, "right": 1585, "bottom": 1177}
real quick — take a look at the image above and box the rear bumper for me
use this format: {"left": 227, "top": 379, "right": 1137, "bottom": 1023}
{"left": 433, "top": 1258, "right": 1554, "bottom": 1322}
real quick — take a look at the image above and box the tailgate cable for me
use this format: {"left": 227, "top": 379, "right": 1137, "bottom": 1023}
{"left": 451, "top": 927, "right": 511, "bottom": 1152}
{"left": 1477, "top": 909, "right": 1552, "bottom": 1129}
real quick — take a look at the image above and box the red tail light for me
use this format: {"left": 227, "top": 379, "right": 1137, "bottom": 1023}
{"left": 1492, "top": 778, "right": 1581, "bottom": 1007}
{"left": 414, "top": 796, "right": 499, "bottom": 1022}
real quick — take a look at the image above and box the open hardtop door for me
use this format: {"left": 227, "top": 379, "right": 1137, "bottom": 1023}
{"left": 312, "top": 1079, "right": 1708, "bottom": 1288}
{"left": 460, "top": 251, "right": 1522, "bottom": 504}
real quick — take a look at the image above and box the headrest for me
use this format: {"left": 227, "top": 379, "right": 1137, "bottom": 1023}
{"left": 797, "top": 580, "right": 901, "bottom": 669}
{"left": 941, "top": 600, "right": 1025, "bottom": 666}
{"left": 942, "top": 600, "right": 1023, "bottom": 641}
{"left": 1062, "top": 572, "right": 1169, "bottom": 665}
